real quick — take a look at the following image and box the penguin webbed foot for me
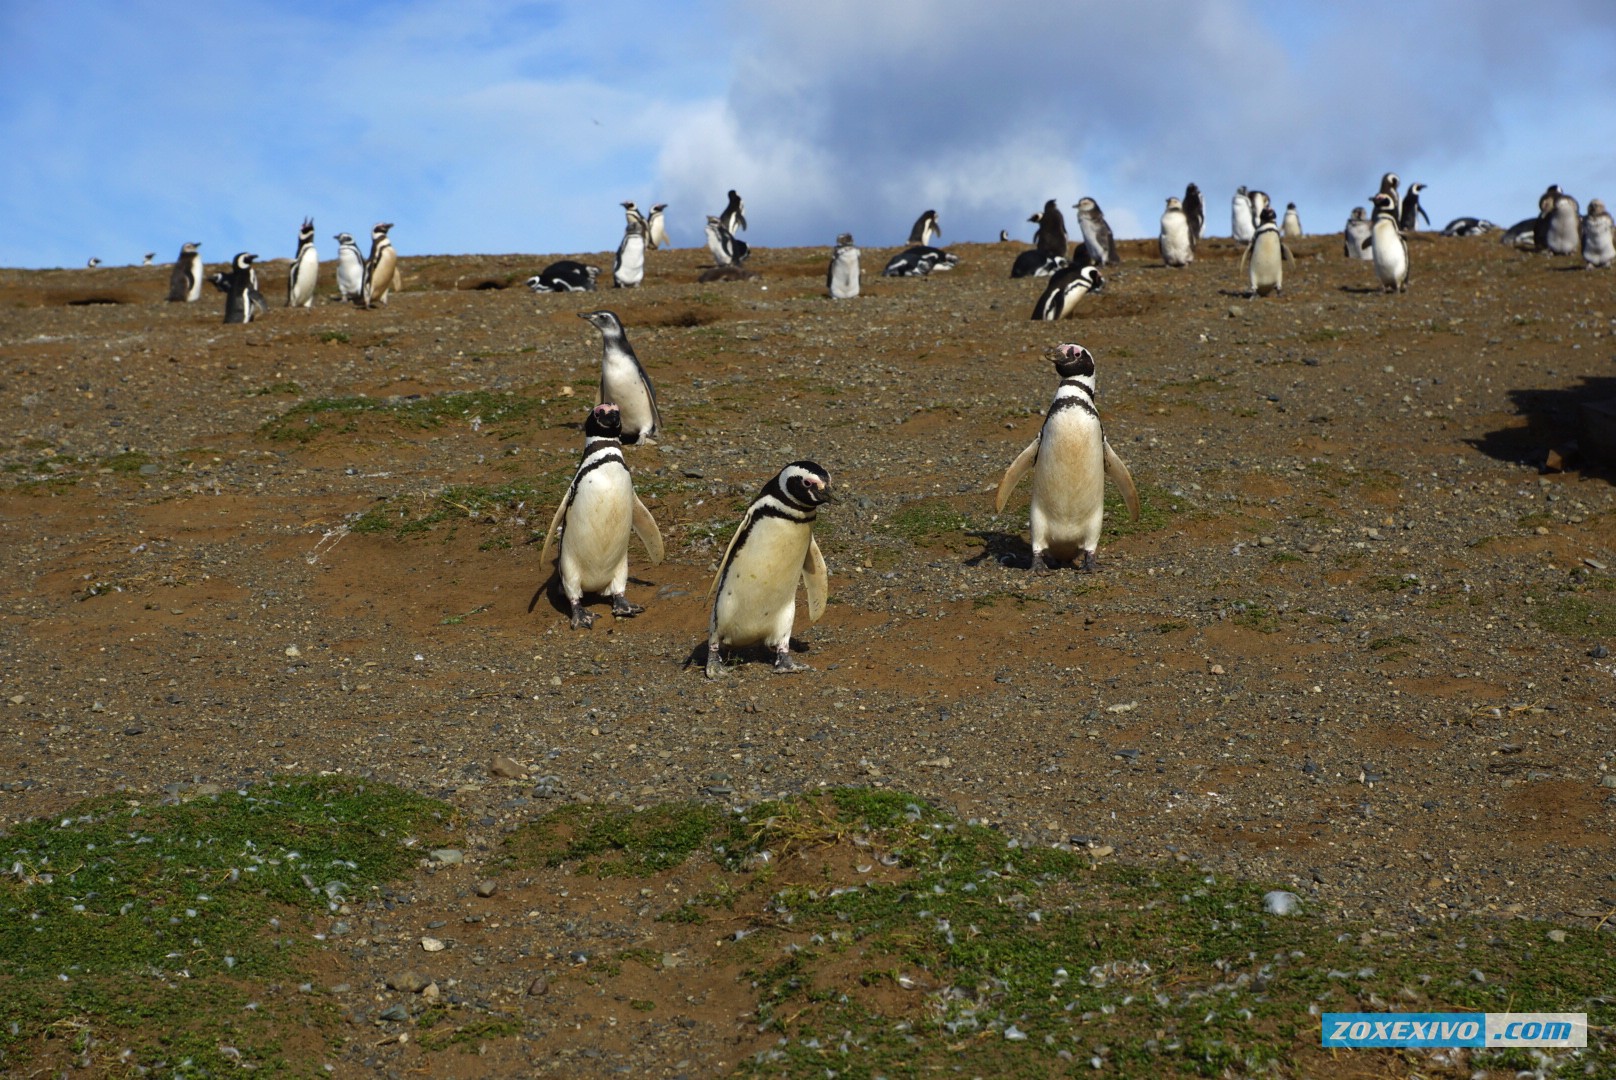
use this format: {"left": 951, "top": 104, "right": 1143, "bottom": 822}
{"left": 1030, "top": 551, "right": 1054, "bottom": 574}
{"left": 1080, "top": 550, "right": 1098, "bottom": 573}
{"left": 704, "top": 639, "right": 723, "bottom": 679}
{"left": 568, "top": 601, "right": 595, "bottom": 630}
{"left": 773, "top": 648, "right": 811, "bottom": 675}
{"left": 610, "top": 594, "right": 644, "bottom": 619}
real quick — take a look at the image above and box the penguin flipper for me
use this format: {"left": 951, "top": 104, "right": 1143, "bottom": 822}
{"left": 707, "top": 515, "right": 750, "bottom": 601}
{"left": 1281, "top": 244, "right": 1295, "bottom": 262}
{"left": 802, "top": 536, "right": 828, "bottom": 623}
{"left": 539, "top": 489, "right": 574, "bottom": 566}
{"left": 1238, "top": 245, "right": 1251, "bottom": 273}
{"left": 1102, "top": 438, "right": 1141, "bottom": 522}
{"left": 994, "top": 438, "right": 1041, "bottom": 513}
{"left": 1417, "top": 206, "right": 1431, "bottom": 227}
{"left": 1360, "top": 237, "right": 1373, "bottom": 251}
{"left": 631, "top": 495, "right": 664, "bottom": 565}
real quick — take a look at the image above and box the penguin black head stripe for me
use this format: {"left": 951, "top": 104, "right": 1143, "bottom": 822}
{"left": 1052, "top": 343, "right": 1095, "bottom": 379}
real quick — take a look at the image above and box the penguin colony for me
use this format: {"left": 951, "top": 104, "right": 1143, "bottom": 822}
{"left": 136, "top": 172, "right": 1600, "bottom": 674}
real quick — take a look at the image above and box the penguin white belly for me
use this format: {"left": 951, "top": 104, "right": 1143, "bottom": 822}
{"left": 558, "top": 470, "right": 633, "bottom": 598}
{"left": 600, "top": 357, "right": 654, "bottom": 439}
{"left": 1029, "top": 421, "right": 1105, "bottom": 560}
{"left": 1160, "top": 219, "right": 1192, "bottom": 266}
{"left": 1250, "top": 234, "right": 1284, "bottom": 294}
{"left": 1584, "top": 221, "right": 1615, "bottom": 267}
{"left": 714, "top": 522, "right": 810, "bottom": 649}
{"left": 338, "top": 254, "right": 363, "bottom": 299}
{"left": 1546, "top": 209, "right": 1579, "bottom": 256}
{"left": 615, "top": 236, "right": 645, "bottom": 286}
{"left": 1370, "top": 223, "right": 1406, "bottom": 288}
{"left": 290, "top": 250, "right": 317, "bottom": 306}
{"left": 187, "top": 260, "right": 204, "bottom": 302}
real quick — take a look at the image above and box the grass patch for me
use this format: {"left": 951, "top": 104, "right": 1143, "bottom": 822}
{"left": 1533, "top": 593, "right": 1616, "bottom": 637}
{"left": 351, "top": 476, "right": 568, "bottom": 540}
{"left": 509, "top": 790, "right": 1614, "bottom": 1077}
{"left": 504, "top": 802, "right": 727, "bottom": 876}
{"left": 0, "top": 776, "right": 450, "bottom": 1075}
{"left": 1229, "top": 600, "right": 1280, "bottom": 633}
{"left": 260, "top": 389, "right": 555, "bottom": 442}
{"left": 317, "top": 330, "right": 350, "bottom": 344}
{"left": 1366, "top": 575, "right": 1419, "bottom": 592}
{"left": 1105, "top": 482, "right": 1177, "bottom": 538}
{"left": 885, "top": 500, "right": 972, "bottom": 545}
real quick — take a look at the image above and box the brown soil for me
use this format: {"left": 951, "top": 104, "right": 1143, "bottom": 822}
{"left": 2, "top": 232, "right": 1614, "bottom": 1075}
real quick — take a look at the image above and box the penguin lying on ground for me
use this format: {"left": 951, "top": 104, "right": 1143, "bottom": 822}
{"left": 527, "top": 260, "right": 601, "bottom": 292}
{"left": 881, "top": 246, "right": 958, "bottom": 277}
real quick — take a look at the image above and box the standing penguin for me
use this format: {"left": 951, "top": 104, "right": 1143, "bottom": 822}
{"left": 166, "top": 242, "right": 204, "bottom": 302}
{"left": 1239, "top": 206, "right": 1293, "bottom": 296}
{"left": 286, "top": 217, "right": 318, "bottom": 308}
{"left": 539, "top": 403, "right": 664, "bottom": 629}
{"left": 1582, "top": 199, "right": 1614, "bottom": 268}
{"left": 621, "top": 200, "right": 647, "bottom": 234}
{"left": 995, "top": 343, "right": 1139, "bottom": 572}
{"left": 1343, "top": 208, "right": 1374, "bottom": 260}
{"left": 705, "top": 461, "right": 831, "bottom": 677}
{"left": 1159, "top": 197, "right": 1194, "bottom": 267}
{"left": 1034, "top": 199, "right": 1068, "bottom": 258}
{"left": 86, "top": 257, "right": 101, "bottom": 268}
{"left": 1545, "top": 188, "right": 1582, "bottom": 256}
{"left": 703, "top": 216, "right": 749, "bottom": 267}
{"left": 222, "top": 252, "right": 260, "bottom": 324}
{"left": 1075, "top": 197, "right": 1120, "bottom": 266}
{"left": 1378, "top": 172, "right": 1401, "bottom": 207}
{"left": 1366, "top": 191, "right": 1409, "bottom": 292}
{"left": 1031, "top": 264, "right": 1103, "bottom": 320}
{"left": 908, "top": 209, "right": 940, "bottom": 246}
{"left": 142, "top": 252, "right": 155, "bottom": 266}
{"left": 1183, "top": 183, "right": 1205, "bottom": 248}
{"left": 613, "top": 216, "right": 646, "bottom": 287}
{"left": 578, "top": 310, "right": 661, "bottom": 444}
{"left": 361, "top": 223, "right": 396, "bottom": 308}
{"left": 333, "top": 233, "right": 365, "bottom": 301}
{"left": 1399, "top": 183, "right": 1431, "bottom": 232}
{"left": 1281, "top": 202, "right": 1303, "bottom": 238}
{"left": 1231, "top": 186, "right": 1255, "bottom": 243}
{"left": 719, "top": 189, "right": 747, "bottom": 234}
{"left": 647, "top": 203, "right": 670, "bottom": 250}
{"left": 826, "top": 233, "right": 860, "bottom": 299}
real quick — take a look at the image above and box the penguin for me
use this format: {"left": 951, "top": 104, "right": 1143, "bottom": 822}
{"left": 704, "top": 216, "right": 749, "bottom": 267}
{"left": 1344, "top": 207, "right": 1374, "bottom": 260}
{"left": 1159, "top": 197, "right": 1193, "bottom": 268}
{"left": 286, "top": 217, "right": 318, "bottom": 308}
{"left": 1582, "top": 199, "right": 1614, "bottom": 268}
{"left": 527, "top": 260, "right": 601, "bottom": 292}
{"left": 705, "top": 461, "right": 831, "bottom": 677}
{"left": 1239, "top": 206, "right": 1293, "bottom": 297}
{"left": 1034, "top": 199, "right": 1068, "bottom": 258}
{"left": 167, "top": 242, "right": 204, "bottom": 302}
{"left": 621, "top": 200, "right": 647, "bottom": 234}
{"left": 361, "top": 222, "right": 397, "bottom": 308}
{"left": 720, "top": 189, "right": 747, "bottom": 234}
{"left": 1183, "top": 183, "right": 1205, "bottom": 248}
{"left": 1526, "top": 185, "right": 1561, "bottom": 251}
{"left": 1545, "top": 188, "right": 1581, "bottom": 256}
{"left": 995, "top": 343, "right": 1139, "bottom": 572}
{"left": 1010, "top": 249, "right": 1068, "bottom": 278}
{"left": 578, "top": 309, "right": 661, "bottom": 444}
{"left": 1378, "top": 172, "right": 1401, "bottom": 207}
{"left": 1281, "top": 202, "right": 1303, "bottom": 238}
{"left": 826, "top": 233, "right": 860, "bottom": 299}
{"left": 998, "top": 229, "right": 1011, "bottom": 242}
{"left": 908, "top": 209, "right": 940, "bottom": 246}
{"left": 1248, "top": 189, "right": 1271, "bottom": 222}
{"left": 647, "top": 203, "right": 670, "bottom": 250}
{"left": 86, "top": 257, "right": 101, "bottom": 268}
{"left": 1030, "top": 264, "right": 1103, "bottom": 320}
{"left": 1442, "top": 217, "right": 1496, "bottom": 237}
{"left": 222, "top": 252, "right": 260, "bottom": 324}
{"left": 881, "top": 246, "right": 958, "bottom": 277}
{"left": 142, "top": 252, "right": 155, "bottom": 266}
{"left": 1231, "top": 186, "right": 1255, "bottom": 244}
{"left": 1366, "top": 191, "right": 1409, "bottom": 292}
{"left": 613, "top": 217, "right": 646, "bottom": 287}
{"left": 1074, "top": 197, "right": 1120, "bottom": 266}
{"left": 333, "top": 232, "right": 365, "bottom": 301}
{"left": 539, "top": 403, "right": 664, "bottom": 629}
{"left": 1399, "top": 183, "right": 1430, "bottom": 232}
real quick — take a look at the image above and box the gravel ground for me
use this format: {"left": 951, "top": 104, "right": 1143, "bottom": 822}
{"left": 1, "top": 232, "right": 1613, "bottom": 1073}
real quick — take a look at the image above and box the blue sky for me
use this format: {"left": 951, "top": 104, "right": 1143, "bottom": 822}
{"left": 5, "top": 0, "right": 1616, "bottom": 268}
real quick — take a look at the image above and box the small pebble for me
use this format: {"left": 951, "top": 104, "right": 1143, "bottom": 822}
{"left": 1263, "top": 890, "right": 1301, "bottom": 916}
{"left": 1591, "top": 645, "right": 1610, "bottom": 659}
{"left": 490, "top": 756, "right": 527, "bottom": 779}
{"left": 429, "top": 848, "right": 464, "bottom": 865}
{"left": 379, "top": 1004, "right": 409, "bottom": 1023}
{"left": 420, "top": 937, "right": 445, "bottom": 953}
{"left": 1547, "top": 929, "right": 1568, "bottom": 943}
{"left": 528, "top": 977, "right": 550, "bottom": 996}
{"left": 388, "top": 970, "right": 430, "bottom": 993}
{"left": 474, "top": 880, "right": 498, "bottom": 898}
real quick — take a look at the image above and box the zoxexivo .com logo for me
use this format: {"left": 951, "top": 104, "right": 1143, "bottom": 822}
{"left": 1323, "top": 1013, "right": 1587, "bottom": 1048}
